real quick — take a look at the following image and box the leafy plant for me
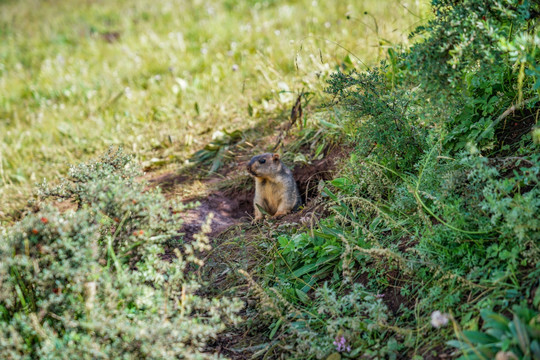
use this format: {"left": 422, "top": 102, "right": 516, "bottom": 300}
{"left": 449, "top": 306, "right": 540, "bottom": 360}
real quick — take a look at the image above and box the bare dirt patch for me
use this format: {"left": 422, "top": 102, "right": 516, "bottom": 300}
{"left": 145, "top": 168, "right": 252, "bottom": 241}
{"left": 181, "top": 191, "right": 251, "bottom": 241}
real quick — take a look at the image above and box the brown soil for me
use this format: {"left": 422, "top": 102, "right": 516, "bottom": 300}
{"left": 383, "top": 269, "right": 411, "bottom": 315}
{"left": 293, "top": 145, "right": 346, "bottom": 204}
{"left": 353, "top": 264, "right": 412, "bottom": 315}
{"left": 146, "top": 172, "right": 250, "bottom": 241}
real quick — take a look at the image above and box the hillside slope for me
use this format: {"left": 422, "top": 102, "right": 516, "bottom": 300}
{"left": 1, "top": 0, "right": 539, "bottom": 359}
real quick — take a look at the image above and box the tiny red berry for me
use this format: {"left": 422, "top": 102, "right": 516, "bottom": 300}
{"left": 40, "top": 217, "right": 48, "bottom": 224}
{"left": 32, "top": 229, "right": 39, "bottom": 234}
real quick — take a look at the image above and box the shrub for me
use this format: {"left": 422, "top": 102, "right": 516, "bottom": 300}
{"left": 324, "top": 67, "right": 428, "bottom": 170}
{"left": 0, "top": 148, "right": 242, "bottom": 359}
{"left": 290, "top": 284, "right": 398, "bottom": 359}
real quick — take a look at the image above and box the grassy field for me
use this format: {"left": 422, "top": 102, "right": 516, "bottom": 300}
{"left": 0, "top": 0, "right": 427, "bottom": 220}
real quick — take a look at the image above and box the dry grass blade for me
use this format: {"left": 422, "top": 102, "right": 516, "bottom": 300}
{"left": 273, "top": 92, "right": 304, "bottom": 151}
{"left": 290, "top": 92, "right": 303, "bottom": 128}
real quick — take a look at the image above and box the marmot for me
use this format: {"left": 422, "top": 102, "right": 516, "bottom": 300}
{"left": 247, "top": 153, "right": 302, "bottom": 221}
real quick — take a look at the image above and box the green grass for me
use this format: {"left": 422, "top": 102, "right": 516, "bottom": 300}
{"left": 0, "top": 0, "right": 428, "bottom": 220}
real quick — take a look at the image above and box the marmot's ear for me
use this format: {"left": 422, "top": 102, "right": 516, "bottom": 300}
{"left": 273, "top": 153, "right": 280, "bottom": 161}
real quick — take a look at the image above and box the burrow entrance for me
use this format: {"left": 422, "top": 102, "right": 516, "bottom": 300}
{"left": 148, "top": 146, "right": 345, "bottom": 240}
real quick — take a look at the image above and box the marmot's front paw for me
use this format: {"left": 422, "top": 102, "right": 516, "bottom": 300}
{"left": 272, "top": 211, "right": 289, "bottom": 219}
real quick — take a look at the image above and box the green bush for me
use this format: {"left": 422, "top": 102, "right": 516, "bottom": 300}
{"left": 0, "top": 148, "right": 242, "bottom": 359}
{"left": 252, "top": 282, "right": 398, "bottom": 360}
{"left": 325, "top": 67, "right": 428, "bottom": 170}
{"left": 290, "top": 284, "right": 398, "bottom": 359}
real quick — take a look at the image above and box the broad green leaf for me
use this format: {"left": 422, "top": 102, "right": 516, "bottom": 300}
{"left": 462, "top": 330, "right": 497, "bottom": 344}
{"left": 481, "top": 310, "right": 510, "bottom": 332}
{"left": 330, "top": 177, "right": 351, "bottom": 189}
{"left": 319, "top": 118, "right": 341, "bottom": 129}
{"left": 292, "top": 255, "right": 338, "bottom": 278}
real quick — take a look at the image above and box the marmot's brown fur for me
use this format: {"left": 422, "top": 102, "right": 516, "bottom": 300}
{"left": 247, "top": 153, "right": 302, "bottom": 220}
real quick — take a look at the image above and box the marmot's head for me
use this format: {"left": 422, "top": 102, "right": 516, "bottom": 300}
{"left": 247, "top": 153, "right": 282, "bottom": 178}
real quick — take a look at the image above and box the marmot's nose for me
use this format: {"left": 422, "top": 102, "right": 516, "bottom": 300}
{"left": 247, "top": 162, "right": 257, "bottom": 176}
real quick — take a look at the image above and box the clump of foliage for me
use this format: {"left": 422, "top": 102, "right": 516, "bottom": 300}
{"left": 325, "top": 67, "right": 427, "bottom": 170}
{"left": 0, "top": 148, "right": 242, "bottom": 359}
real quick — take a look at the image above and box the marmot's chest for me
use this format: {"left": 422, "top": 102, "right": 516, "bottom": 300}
{"left": 256, "top": 179, "right": 284, "bottom": 214}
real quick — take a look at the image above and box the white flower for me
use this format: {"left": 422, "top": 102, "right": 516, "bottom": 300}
{"left": 175, "top": 77, "right": 188, "bottom": 91}
{"left": 430, "top": 310, "right": 449, "bottom": 328}
{"left": 212, "top": 130, "right": 225, "bottom": 140}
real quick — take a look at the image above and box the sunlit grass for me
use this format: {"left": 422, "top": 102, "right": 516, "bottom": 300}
{"left": 0, "top": 0, "right": 429, "bottom": 219}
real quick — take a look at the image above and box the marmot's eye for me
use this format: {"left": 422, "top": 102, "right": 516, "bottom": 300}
{"left": 258, "top": 158, "right": 266, "bottom": 164}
